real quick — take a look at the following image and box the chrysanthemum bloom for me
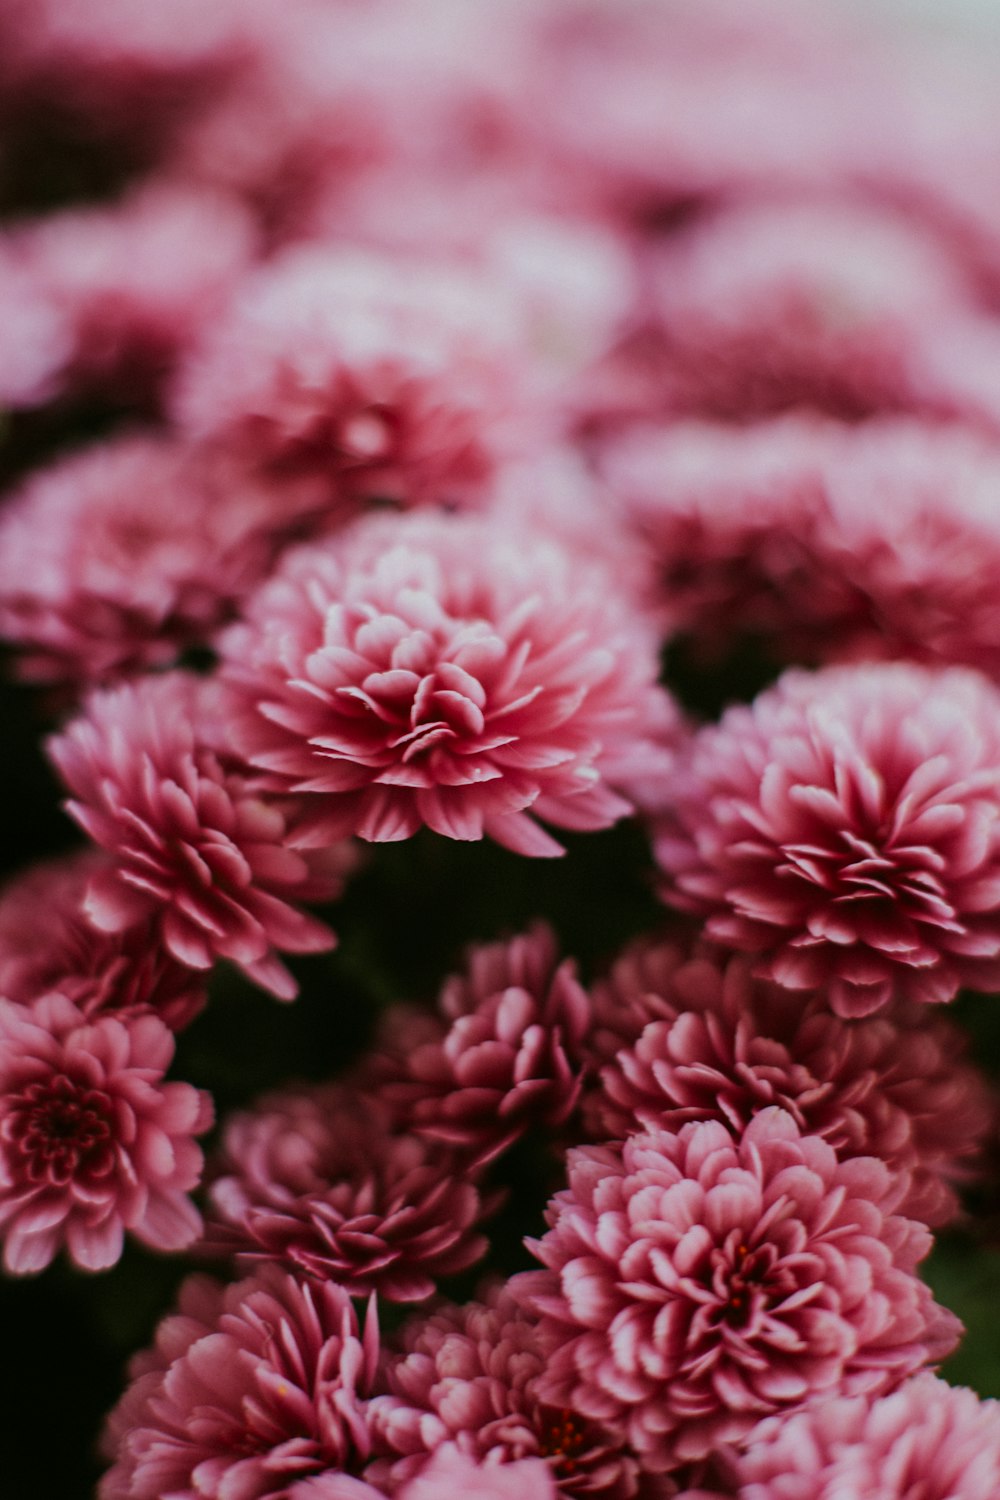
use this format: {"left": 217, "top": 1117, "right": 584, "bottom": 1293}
{"left": 0, "top": 992, "right": 211, "bottom": 1273}
{"left": 100, "top": 1265, "right": 380, "bottom": 1500}
{"left": 218, "top": 511, "right": 672, "bottom": 855}
{"left": 705, "top": 1372, "right": 1000, "bottom": 1499}
{"left": 370, "top": 1286, "right": 641, "bottom": 1498}
{"left": 587, "top": 939, "right": 993, "bottom": 1226}
{"left": 171, "top": 245, "right": 530, "bottom": 509}
{"left": 0, "top": 851, "right": 205, "bottom": 1031}
{"left": 516, "top": 1108, "right": 961, "bottom": 1470}
{"left": 297, "top": 1447, "right": 558, "bottom": 1500}
{"left": 0, "top": 432, "right": 329, "bottom": 692}
{"left": 48, "top": 671, "right": 337, "bottom": 1000}
{"left": 655, "top": 662, "right": 1000, "bottom": 1015}
{"left": 0, "top": 244, "right": 72, "bottom": 408}
{"left": 374, "top": 926, "right": 592, "bottom": 1166}
{"left": 206, "top": 1085, "right": 487, "bottom": 1301}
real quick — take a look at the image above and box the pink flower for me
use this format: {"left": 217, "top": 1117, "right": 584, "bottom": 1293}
{"left": 206, "top": 1084, "right": 487, "bottom": 1301}
{"left": 0, "top": 432, "right": 327, "bottom": 693}
{"left": 0, "top": 243, "right": 71, "bottom": 408}
{"left": 370, "top": 1286, "right": 640, "bottom": 1498}
{"left": 0, "top": 992, "right": 211, "bottom": 1273}
{"left": 218, "top": 510, "right": 671, "bottom": 856}
{"left": 99, "top": 1265, "right": 380, "bottom": 1500}
{"left": 516, "top": 1109, "right": 961, "bottom": 1470}
{"left": 296, "top": 1448, "right": 558, "bottom": 1500}
{"left": 47, "top": 671, "right": 337, "bottom": 1000}
{"left": 713, "top": 1373, "right": 1000, "bottom": 1499}
{"left": 171, "top": 245, "right": 528, "bottom": 509}
{"left": 655, "top": 662, "right": 1000, "bottom": 1015}
{"left": 0, "top": 851, "right": 205, "bottom": 1031}
{"left": 587, "top": 939, "right": 993, "bottom": 1227}
{"left": 376, "top": 926, "right": 592, "bottom": 1166}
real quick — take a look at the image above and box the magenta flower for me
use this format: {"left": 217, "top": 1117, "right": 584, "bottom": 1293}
{"left": 370, "top": 1286, "right": 639, "bottom": 1498}
{"left": 516, "top": 1108, "right": 961, "bottom": 1471}
{"left": 587, "top": 940, "right": 993, "bottom": 1227}
{"left": 376, "top": 925, "right": 592, "bottom": 1165}
{"left": 100, "top": 1265, "right": 380, "bottom": 1500}
{"left": 219, "top": 510, "right": 670, "bottom": 855}
{"left": 711, "top": 1373, "right": 1000, "bottom": 1499}
{"left": 655, "top": 662, "right": 1000, "bottom": 1015}
{"left": 206, "top": 1084, "right": 487, "bottom": 1301}
{"left": 0, "top": 850, "right": 205, "bottom": 1030}
{"left": 47, "top": 671, "right": 337, "bottom": 1000}
{"left": 0, "top": 992, "right": 211, "bottom": 1273}
{"left": 172, "top": 245, "right": 525, "bottom": 508}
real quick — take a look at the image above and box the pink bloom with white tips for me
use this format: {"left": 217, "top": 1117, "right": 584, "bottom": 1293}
{"left": 516, "top": 1109, "right": 960, "bottom": 1472}
{"left": 219, "top": 511, "right": 671, "bottom": 856}
{"left": 655, "top": 662, "right": 1000, "bottom": 1016}
{"left": 48, "top": 671, "right": 337, "bottom": 1000}
{"left": 0, "top": 992, "right": 211, "bottom": 1273}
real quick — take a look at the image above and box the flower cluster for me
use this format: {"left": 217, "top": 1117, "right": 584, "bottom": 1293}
{"left": 2, "top": 0, "right": 1000, "bottom": 1497}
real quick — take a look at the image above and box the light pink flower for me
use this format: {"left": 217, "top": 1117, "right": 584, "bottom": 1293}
{"left": 171, "top": 245, "right": 529, "bottom": 509}
{"left": 376, "top": 926, "right": 592, "bottom": 1166}
{"left": 206, "top": 1084, "right": 487, "bottom": 1301}
{"left": 0, "top": 851, "right": 205, "bottom": 1031}
{"left": 219, "top": 511, "right": 671, "bottom": 856}
{"left": 516, "top": 1109, "right": 961, "bottom": 1470}
{"left": 296, "top": 1448, "right": 558, "bottom": 1500}
{"left": 0, "top": 432, "right": 328, "bottom": 692}
{"left": 587, "top": 939, "right": 993, "bottom": 1227}
{"left": 48, "top": 671, "right": 337, "bottom": 1000}
{"left": 0, "top": 243, "right": 71, "bottom": 408}
{"left": 100, "top": 1265, "right": 379, "bottom": 1500}
{"left": 655, "top": 662, "right": 1000, "bottom": 1015}
{"left": 713, "top": 1372, "right": 1000, "bottom": 1499}
{"left": 0, "top": 992, "right": 211, "bottom": 1273}
{"left": 370, "top": 1286, "right": 640, "bottom": 1498}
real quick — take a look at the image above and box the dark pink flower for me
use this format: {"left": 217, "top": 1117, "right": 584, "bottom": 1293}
{"left": 0, "top": 851, "right": 205, "bottom": 1031}
{"left": 370, "top": 1286, "right": 640, "bottom": 1498}
{"left": 47, "top": 671, "right": 337, "bottom": 1000}
{"left": 0, "top": 432, "right": 327, "bottom": 693}
{"left": 100, "top": 1265, "right": 379, "bottom": 1500}
{"left": 655, "top": 662, "right": 1000, "bottom": 1015}
{"left": 587, "top": 939, "right": 993, "bottom": 1226}
{"left": 219, "top": 511, "right": 671, "bottom": 856}
{"left": 206, "top": 1084, "right": 487, "bottom": 1301}
{"left": 713, "top": 1372, "right": 1000, "bottom": 1499}
{"left": 376, "top": 926, "right": 592, "bottom": 1166}
{"left": 171, "top": 245, "right": 528, "bottom": 509}
{"left": 516, "top": 1109, "right": 961, "bottom": 1470}
{"left": 0, "top": 992, "right": 211, "bottom": 1273}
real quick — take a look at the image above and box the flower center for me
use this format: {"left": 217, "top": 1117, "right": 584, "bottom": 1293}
{"left": 7, "top": 1076, "right": 116, "bottom": 1185}
{"left": 536, "top": 1404, "right": 593, "bottom": 1478}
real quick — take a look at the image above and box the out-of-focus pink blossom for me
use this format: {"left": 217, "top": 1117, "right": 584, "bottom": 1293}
{"left": 219, "top": 511, "right": 673, "bottom": 856}
{"left": 0, "top": 851, "right": 205, "bottom": 1031}
{"left": 100, "top": 1265, "right": 380, "bottom": 1500}
{"left": 516, "top": 1109, "right": 961, "bottom": 1470}
{"left": 375, "top": 926, "right": 592, "bottom": 1166}
{"left": 586, "top": 939, "right": 994, "bottom": 1227}
{"left": 0, "top": 244, "right": 71, "bottom": 407}
{"left": 48, "top": 671, "right": 337, "bottom": 1000}
{"left": 297, "top": 1447, "right": 559, "bottom": 1500}
{"left": 0, "top": 992, "right": 210, "bottom": 1273}
{"left": 206, "top": 1084, "right": 487, "bottom": 1301}
{"left": 655, "top": 662, "right": 1000, "bottom": 1015}
{"left": 370, "top": 1286, "right": 639, "bottom": 1498}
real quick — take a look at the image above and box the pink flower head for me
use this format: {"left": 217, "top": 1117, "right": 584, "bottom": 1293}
{"left": 206, "top": 1084, "right": 487, "bottom": 1302}
{"left": 100, "top": 1264, "right": 380, "bottom": 1500}
{"left": 219, "top": 510, "right": 671, "bottom": 856}
{"left": 377, "top": 925, "right": 592, "bottom": 1166}
{"left": 717, "top": 1372, "right": 1000, "bottom": 1499}
{"left": 0, "top": 432, "right": 327, "bottom": 693}
{"left": 0, "top": 242, "right": 72, "bottom": 408}
{"left": 516, "top": 1109, "right": 961, "bottom": 1470}
{"left": 371, "top": 1286, "right": 640, "bottom": 1498}
{"left": 0, "top": 992, "right": 211, "bottom": 1273}
{"left": 655, "top": 662, "right": 1000, "bottom": 1015}
{"left": 0, "top": 851, "right": 205, "bottom": 1031}
{"left": 48, "top": 671, "right": 337, "bottom": 1000}
{"left": 171, "top": 245, "right": 530, "bottom": 509}
{"left": 588, "top": 940, "right": 993, "bottom": 1226}
{"left": 296, "top": 1448, "right": 558, "bottom": 1500}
